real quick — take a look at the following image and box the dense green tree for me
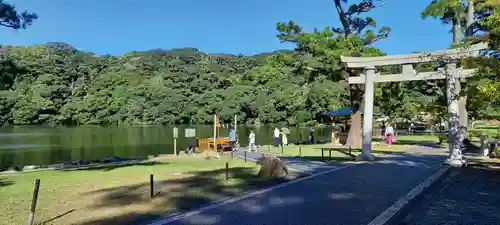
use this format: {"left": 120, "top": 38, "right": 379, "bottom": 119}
{"left": 422, "top": 0, "right": 467, "bottom": 44}
{"left": 0, "top": 42, "right": 350, "bottom": 126}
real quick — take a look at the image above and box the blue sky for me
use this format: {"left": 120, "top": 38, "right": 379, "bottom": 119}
{"left": 0, "top": 0, "right": 452, "bottom": 56}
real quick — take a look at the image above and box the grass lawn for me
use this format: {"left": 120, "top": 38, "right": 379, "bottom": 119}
{"left": 264, "top": 134, "right": 441, "bottom": 162}
{"left": 0, "top": 155, "right": 267, "bottom": 225}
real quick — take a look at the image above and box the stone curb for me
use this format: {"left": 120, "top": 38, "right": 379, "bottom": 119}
{"left": 367, "top": 165, "right": 451, "bottom": 225}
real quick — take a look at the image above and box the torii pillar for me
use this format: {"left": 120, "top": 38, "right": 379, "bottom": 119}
{"left": 357, "top": 66, "right": 376, "bottom": 161}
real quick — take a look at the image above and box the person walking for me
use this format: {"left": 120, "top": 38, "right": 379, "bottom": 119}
{"left": 229, "top": 127, "right": 238, "bottom": 151}
{"left": 281, "top": 128, "right": 288, "bottom": 147}
{"left": 380, "top": 121, "right": 386, "bottom": 137}
{"left": 248, "top": 130, "right": 256, "bottom": 151}
{"left": 385, "top": 123, "right": 395, "bottom": 146}
{"left": 409, "top": 122, "right": 415, "bottom": 135}
{"left": 273, "top": 127, "right": 280, "bottom": 147}
{"left": 308, "top": 127, "right": 315, "bottom": 144}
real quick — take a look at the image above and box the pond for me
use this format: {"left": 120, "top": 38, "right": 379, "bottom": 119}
{"left": 0, "top": 125, "right": 333, "bottom": 168}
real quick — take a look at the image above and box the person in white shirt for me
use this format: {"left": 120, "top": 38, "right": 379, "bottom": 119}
{"left": 248, "top": 130, "right": 256, "bottom": 151}
{"left": 385, "top": 123, "right": 395, "bottom": 145}
{"left": 281, "top": 128, "right": 288, "bottom": 146}
{"left": 273, "top": 127, "right": 280, "bottom": 147}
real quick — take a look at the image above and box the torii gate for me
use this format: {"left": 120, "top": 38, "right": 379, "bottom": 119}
{"left": 340, "top": 43, "right": 487, "bottom": 166}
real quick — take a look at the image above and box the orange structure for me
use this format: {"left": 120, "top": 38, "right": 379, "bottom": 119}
{"left": 196, "top": 113, "right": 231, "bottom": 153}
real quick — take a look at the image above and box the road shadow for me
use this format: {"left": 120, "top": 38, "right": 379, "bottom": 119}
{"left": 38, "top": 149, "right": 451, "bottom": 225}
{"left": 392, "top": 159, "right": 500, "bottom": 225}
{"left": 284, "top": 155, "right": 355, "bottom": 163}
{"left": 73, "top": 167, "right": 290, "bottom": 225}
{"left": 372, "top": 137, "right": 442, "bottom": 149}
{"left": 143, "top": 151, "right": 447, "bottom": 225}
{"left": 242, "top": 146, "right": 446, "bottom": 178}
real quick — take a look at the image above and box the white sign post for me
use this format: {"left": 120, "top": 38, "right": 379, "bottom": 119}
{"left": 185, "top": 128, "right": 197, "bottom": 153}
{"left": 173, "top": 127, "right": 178, "bottom": 156}
{"left": 185, "top": 128, "right": 196, "bottom": 138}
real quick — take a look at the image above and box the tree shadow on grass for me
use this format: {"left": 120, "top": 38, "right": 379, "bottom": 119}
{"left": 0, "top": 177, "right": 13, "bottom": 187}
{"left": 74, "top": 167, "right": 284, "bottom": 225}
{"left": 60, "top": 160, "right": 169, "bottom": 172}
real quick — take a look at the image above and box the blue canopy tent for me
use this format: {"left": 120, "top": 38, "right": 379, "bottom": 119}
{"left": 324, "top": 107, "right": 353, "bottom": 118}
{"left": 323, "top": 107, "right": 354, "bottom": 142}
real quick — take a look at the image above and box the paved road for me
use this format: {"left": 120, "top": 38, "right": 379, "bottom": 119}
{"left": 150, "top": 147, "right": 447, "bottom": 225}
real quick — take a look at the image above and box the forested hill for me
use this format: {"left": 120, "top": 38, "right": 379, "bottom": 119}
{"left": 0, "top": 42, "right": 345, "bottom": 125}
{"left": 3, "top": 0, "right": 500, "bottom": 126}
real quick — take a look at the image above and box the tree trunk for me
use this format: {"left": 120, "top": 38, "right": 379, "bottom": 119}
{"left": 333, "top": 0, "right": 351, "bottom": 36}
{"left": 466, "top": 0, "right": 474, "bottom": 37}
{"left": 458, "top": 0, "right": 474, "bottom": 128}
{"left": 452, "top": 17, "right": 462, "bottom": 45}
{"left": 347, "top": 84, "right": 362, "bottom": 149}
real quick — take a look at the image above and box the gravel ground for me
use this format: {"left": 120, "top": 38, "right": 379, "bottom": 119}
{"left": 395, "top": 163, "right": 500, "bottom": 225}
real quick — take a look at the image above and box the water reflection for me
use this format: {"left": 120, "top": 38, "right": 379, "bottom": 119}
{"left": 0, "top": 125, "right": 333, "bottom": 168}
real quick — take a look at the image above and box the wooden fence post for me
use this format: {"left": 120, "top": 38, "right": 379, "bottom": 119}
{"left": 150, "top": 174, "right": 154, "bottom": 199}
{"left": 27, "top": 179, "right": 40, "bottom": 225}
{"left": 225, "top": 161, "right": 229, "bottom": 180}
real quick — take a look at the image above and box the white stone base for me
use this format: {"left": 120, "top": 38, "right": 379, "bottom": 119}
{"left": 356, "top": 152, "right": 376, "bottom": 161}
{"left": 445, "top": 158, "right": 467, "bottom": 167}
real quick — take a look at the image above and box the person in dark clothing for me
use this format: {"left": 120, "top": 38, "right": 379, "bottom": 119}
{"left": 380, "top": 121, "right": 386, "bottom": 137}
{"left": 308, "top": 127, "right": 315, "bottom": 144}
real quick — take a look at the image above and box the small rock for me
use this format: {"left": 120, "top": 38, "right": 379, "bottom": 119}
{"left": 258, "top": 156, "right": 288, "bottom": 179}
{"left": 7, "top": 165, "right": 22, "bottom": 172}
{"left": 23, "top": 165, "right": 38, "bottom": 170}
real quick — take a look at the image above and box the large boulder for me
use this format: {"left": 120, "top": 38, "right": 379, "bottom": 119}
{"left": 258, "top": 155, "right": 289, "bottom": 179}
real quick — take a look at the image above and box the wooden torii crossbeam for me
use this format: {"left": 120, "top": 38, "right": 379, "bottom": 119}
{"left": 340, "top": 43, "right": 487, "bottom": 166}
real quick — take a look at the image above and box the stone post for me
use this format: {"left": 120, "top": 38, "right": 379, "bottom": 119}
{"left": 480, "top": 135, "right": 489, "bottom": 156}
{"left": 457, "top": 79, "right": 468, "bottom": 128}
{"left": 489, "top": 142, "right": 497, "bottom": 156}
{"left": 445, "top": 63, "right": 465, "bottom": 167}
{"left": 357, "top": 66, "right": 376, "bottom": 161}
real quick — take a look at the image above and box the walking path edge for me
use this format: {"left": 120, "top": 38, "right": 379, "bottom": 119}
{"left": 368, "top": 165, "right": 451, "bottom": 225}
